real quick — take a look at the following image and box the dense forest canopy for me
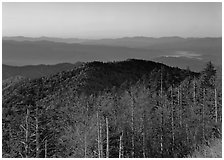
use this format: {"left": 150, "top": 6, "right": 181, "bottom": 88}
{"left": 2, "top": 59, "right": 222, "bottom": 158}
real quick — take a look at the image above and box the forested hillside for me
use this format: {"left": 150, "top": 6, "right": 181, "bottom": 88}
{"left": 2, "top": 59, "right": 221, "bottom": 158}
{"left": 2, "top": 75, "right": 26, "bottom": 90}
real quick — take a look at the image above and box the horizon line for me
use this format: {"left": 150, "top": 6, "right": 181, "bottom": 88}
{"left": 2, "top": 35, "right": 222, "bottom": 40}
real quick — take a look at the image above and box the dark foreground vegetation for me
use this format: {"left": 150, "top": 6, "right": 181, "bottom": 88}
{"left": 2, "top": 59, "right": 222, "bottom": 158}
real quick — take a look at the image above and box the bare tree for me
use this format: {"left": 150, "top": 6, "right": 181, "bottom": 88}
{"left": 119, "top": 130, "right": 123, "bottom": 158}
{"left": 35, "top": 106, "right": 40, "bottom": 158}
{"left": 19, "top": 108, "right": 30, "bottom": 158}
{"left": 160, "top": 109, "right": 164, "bottom": 157}
{"left": 185, "top": 123, "right": 189, "bottom": 144}
{"left": 193, "top": 77, "right": 196, "bottom": 105}
{"left": 131, "top": 98, "right": 135, "bottom": 158}
{"left": 178, "top": 86, "right": 182, "bottom": 127}
{"left": 44, "top": 140, "right": 47, "bottom": 158}
{"left": 84, "top": 133, "right": 87, "bottom": 158}
{"left": 170, "top": 86, "right": 175, "bottom": 156}
{"left": 127, "top": 88, "right": 135, "bottom": 158}
{"left": 202, "top": 88, "right": 206, "bottom": 143}
{"left": 97, "top": 111, "right": 101, "bottom": 158}
{"left": 160, "top": 68, "right": 163, "bottom": 157}
{"left": 142, "top": 111, "right": 146, "bottom": 158}
{"left": 214, "top": 88, "right": 218, "bottom": 123}
{"left": 106, "top": 117, "right": 109, "bottom": 158}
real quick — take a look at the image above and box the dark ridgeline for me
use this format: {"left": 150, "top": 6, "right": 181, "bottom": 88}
{"left": 2, "top": 59, "right": 221, "bottom": 158}
{"left": 2, "top": 62, "right": 83, "bottom": 80}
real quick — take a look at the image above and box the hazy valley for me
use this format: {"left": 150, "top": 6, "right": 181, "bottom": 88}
{"left": 3, "top": 36, "right": 221, "bottom": 70}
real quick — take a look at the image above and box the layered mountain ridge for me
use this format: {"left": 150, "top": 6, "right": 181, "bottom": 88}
{"left": 3, "top": 36, "right": 221, "bottom": 68}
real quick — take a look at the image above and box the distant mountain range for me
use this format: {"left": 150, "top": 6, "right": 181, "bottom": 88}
{"left": 2, "top": 39, "right": 165, "bottom": 66}
{"left": 3, "top": 36, "right": 221, "bottom": 52}
{"left": 3, "top": 36, "right": 87, "bottom": 44}
{"left": 2, "top": 62, "right": 82, "bottom": 80}
{"left": 3, "top": 36, "right": 221, "bottom": 72}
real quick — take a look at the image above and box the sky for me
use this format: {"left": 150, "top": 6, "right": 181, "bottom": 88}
{"left": 2, "top": 2, "right": 222, "bottom": 39}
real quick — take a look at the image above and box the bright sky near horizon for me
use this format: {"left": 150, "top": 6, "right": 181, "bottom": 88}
{"left": 3, "top": 2, "right": 222, "bottom": 39}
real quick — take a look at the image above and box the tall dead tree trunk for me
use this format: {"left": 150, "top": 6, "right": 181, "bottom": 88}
{"left": 25, "top": 108, "right": 30, "bottom": 158}
{"left": 186, "top": 123, "right": 189, "bottom": 144}
{"left": 160, "top": 108, "right": 164, "bottom": 157}
{"left": 127, "top": 89, "right": 135, "bottom": 158}
{"left": 142, "top": 112, "right": 146, "bottom": 158}
{"left": 214, "top": 88, "right": 218, "bottom": 123}
{"left": 131, "top": 96, "right": 135, "bottom": 158}
{"left": 106, "top": 117, "right": 109, "bottom": 158}
{"left": 193, "top": 129, "right": 197, "bottom": 149}
{"left": 202, "top": 88, "right": 206, "bottom": 143}
{"left": 99, "top": 119, "right": 103, "bottom": 158}
{"left": 160, "top": 68, "right": 163, "bottom": 157}
{"left": 178, "top": 86, "right": 182, "bottom": 127}
{"left": 97, "top": 111, "right": 101, "bottom": 158}
{"left": 35, "top": 107, "right": 40, "bottom": 158}
{"left": 84, "top": 133, "right": 87, "bottom": 158}
{"left": 171, "top": 86, "right": 175, "bottom": 157}
{"left": 193, "top": 77, "right": 196, "bottom": 105}
{"left": 45, "top": 140, "right": 47, "bottom": 158}
{"left": 119, "top": 130, "right": 123, "bottom": 158}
